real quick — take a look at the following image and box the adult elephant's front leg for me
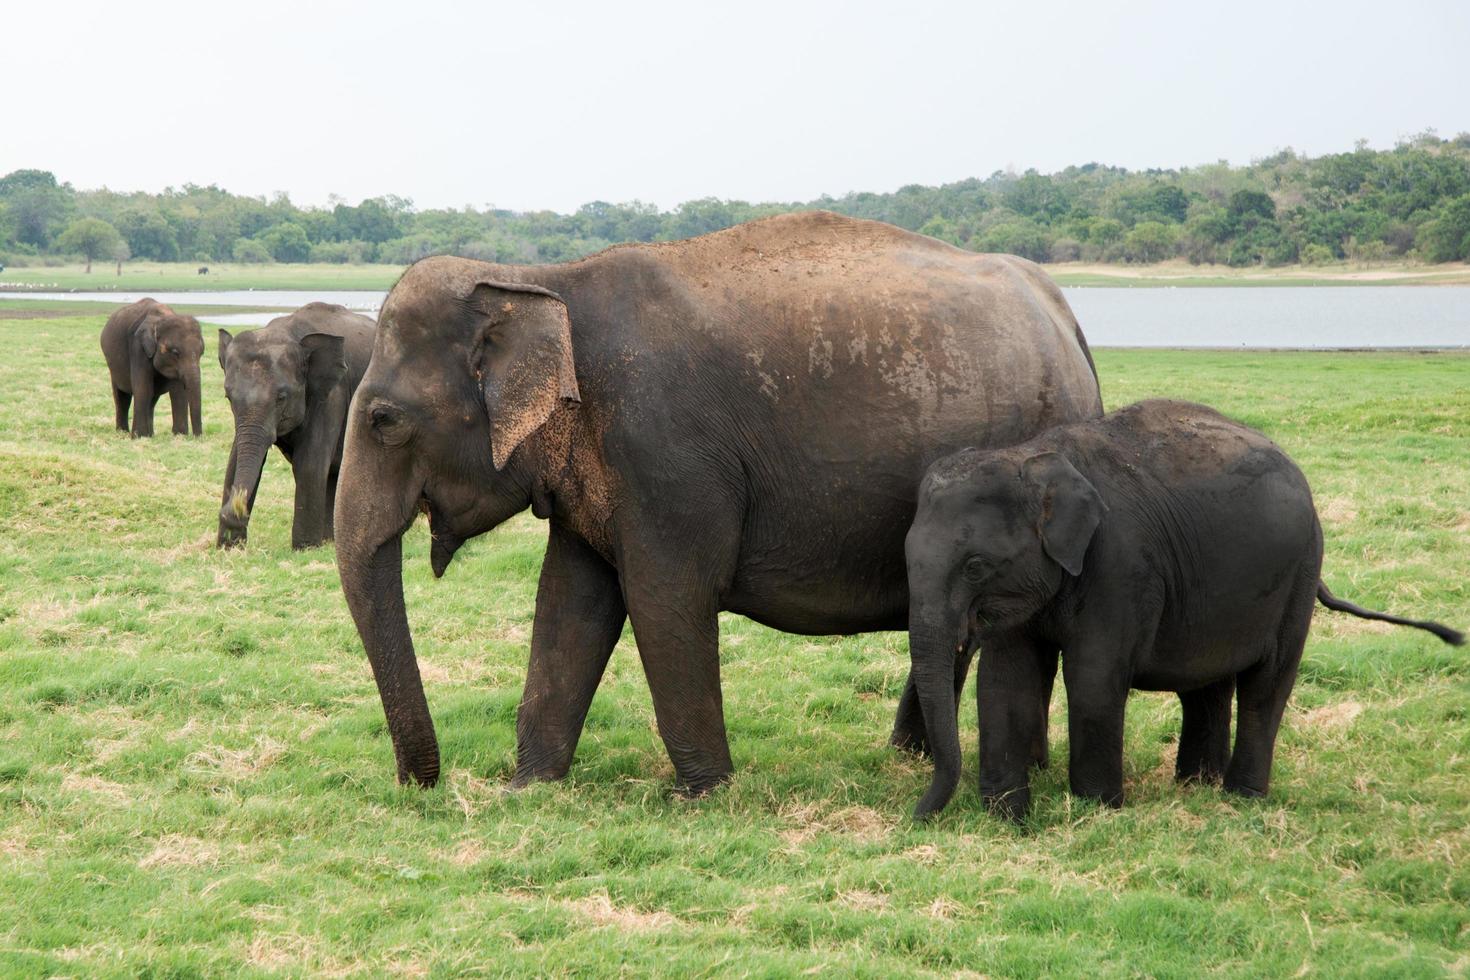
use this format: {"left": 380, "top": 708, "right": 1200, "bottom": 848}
{"left": 511, "top": 522, "right": 627, "bottom": 786}
{"left": 892, "top": 652, "right": 977, "bottom": 756}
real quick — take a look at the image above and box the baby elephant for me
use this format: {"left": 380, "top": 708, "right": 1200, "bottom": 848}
{"left": 100, "top": 298, "right": 205, "bottom": 437}
{"left": 217, "top": 303, "right": 375, "bottom": 550}
{"left": 906, "top": 399, "right": 1463, "bottom": 821}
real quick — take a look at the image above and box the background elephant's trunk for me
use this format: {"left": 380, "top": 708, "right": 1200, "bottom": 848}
{"left": 911, "top": 610, "right": 963, "bottom": 821}
{"left": 217, "top": 419, "right": 272, "bottom": 547}
{"left": 337, "top": 528, "right": 440, "bottom": 788}
{"left": 186, "top": 365, "right": 202, "bottom": 435}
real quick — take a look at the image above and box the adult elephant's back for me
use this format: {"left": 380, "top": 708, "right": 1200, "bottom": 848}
{"left": 583, "top": 211, "right": 1103, "bottom": 634}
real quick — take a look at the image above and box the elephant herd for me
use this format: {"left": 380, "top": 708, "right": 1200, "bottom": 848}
{"left": 99, "top": 211, "right": 1462, "bottom": 822}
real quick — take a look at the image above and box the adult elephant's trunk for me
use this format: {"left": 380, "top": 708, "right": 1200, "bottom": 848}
{"left": 335, "top": 445, "right": 440, "bottom": 787}
{"left": 911, "top": 609, "right": 963, "bottom": 821}
{"left": 217, "top": 419, "right": 271, "bottom": 548}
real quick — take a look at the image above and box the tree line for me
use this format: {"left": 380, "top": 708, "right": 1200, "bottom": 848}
{"left": 4, "top": 132, "right": 1470, "bottom": 271}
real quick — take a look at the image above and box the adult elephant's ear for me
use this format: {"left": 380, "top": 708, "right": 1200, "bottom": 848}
{"left": 469, "top": 281, "right": 580, "bottom": 470}
{"left": 300, "top": 333, "right": 348, "bottom": 400}
{"left": 217, "top": 329, "right": 232, "bottom": 370}
{"left": 1023, "top": 452, "right": 1106, "bottom": 576}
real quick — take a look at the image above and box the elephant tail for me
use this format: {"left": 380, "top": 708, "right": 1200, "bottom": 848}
{"left": 1316, "top": 580, "right": 1464, "bottom": 646}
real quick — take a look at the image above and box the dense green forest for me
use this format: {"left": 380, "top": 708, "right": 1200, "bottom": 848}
{"left": 5, "top": 133, "right": 1470, "bottom": 270}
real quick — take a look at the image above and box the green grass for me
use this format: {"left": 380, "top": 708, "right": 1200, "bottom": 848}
{"left": 0, "top": 297, "right": 297, "bottom": 319}
{"left": 1, "top": 260, "right": 402, "bottom": 292}
{"left": 0, "top": 313, "right": 1466, "bottom": 976}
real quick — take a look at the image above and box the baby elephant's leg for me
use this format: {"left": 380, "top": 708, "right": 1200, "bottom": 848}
{"left": 1176, "top": 677, "right": 1234, "bottom": 784}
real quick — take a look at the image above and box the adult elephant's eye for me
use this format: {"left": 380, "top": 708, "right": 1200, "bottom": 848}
{"left": 963, "top": 556, "right": 992, "bottom": 582}
{"left": 368, "top": 401, "right": 412, "bottom": 446}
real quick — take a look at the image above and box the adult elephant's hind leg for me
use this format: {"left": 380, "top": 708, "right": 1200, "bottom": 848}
{"left": 512, "top": 522, "right": 627, "bottom": 786}
{"left": 619, "top": 545, "right": 737, "bottom": 795}
{"left": 1176, "top": 677, "right": 1234, "bottom": 784}
{"left": 891, "top": 677, "right": 928, "bottom": 754}
{"left": 892, "top": 649, "right": 977, "bottom": 757}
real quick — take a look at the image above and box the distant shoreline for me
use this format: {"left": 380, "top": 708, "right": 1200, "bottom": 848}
{"left": 2, "top": 258, "right": 1468, "bottom": 293}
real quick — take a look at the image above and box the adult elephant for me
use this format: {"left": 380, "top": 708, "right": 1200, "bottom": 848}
{"left": 100, "top": 298, "right": 204, "bottom": 437}
{"left": 216, "top": 303, "right": 376, "bottom": 549}
{"left": 335, "top": 211, "right": 1104, "bottom": 793}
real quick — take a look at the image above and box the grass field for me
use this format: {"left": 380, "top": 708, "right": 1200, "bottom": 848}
{"left": 3, "top": 256, "right": 1468, "bottom": 293}
{"left": 0, "top": 261, "right": 402, "bottom": 293}
{"left": 0, "top": 310, "right": 1466, "bottom": 976}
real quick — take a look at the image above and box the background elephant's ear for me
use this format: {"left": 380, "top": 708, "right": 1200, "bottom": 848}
{"left": 138, "top": 319, "right": 158, "bottom": 359}
{"left": 300, "top": 333, "right": 348, "bottom": 399}
{"left": 1023, "top": 452, "right": 1106, "bottom": 576}
{"left": 217, "top": 329, "right": 232, "bottom": 370}
{"left": 469, "top": 281, "right": 580, "bottom": 471}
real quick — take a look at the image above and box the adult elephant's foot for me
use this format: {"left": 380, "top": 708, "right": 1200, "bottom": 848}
{"left": 508, "top": 761, "right": 571, "bottom": 790}
{"left": 673, "top": 767, "right": 732, "bottom": 799}
{"left": 982, "top": 783, "right": 1032, "bottom": 823}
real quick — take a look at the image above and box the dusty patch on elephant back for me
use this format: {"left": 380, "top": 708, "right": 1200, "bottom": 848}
{"left": 1318, "top": 496, "right": 1359, "bottom": 526}
{"left": 565, "top": 892, "right": 682, "bottom": 932}
{"left": 778, "top": 801, "right": 894, "bottom": 847}
{"left": 1298, "top": 700, "right": 1364, "bottom": 730}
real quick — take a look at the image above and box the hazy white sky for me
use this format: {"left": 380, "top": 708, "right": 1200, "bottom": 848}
{"left": 6, "top": 0, "right": 1468, "bottom": 213}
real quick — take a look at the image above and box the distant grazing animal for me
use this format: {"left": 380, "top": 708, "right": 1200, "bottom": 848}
{"left": 100, "top": 298, "right": 204, "bottom": 437}
{"left": 217, "top": 303, "right": 376, "bottom": 550}
{"left": 904, "top": 399, "right": 1465, "bottom": 822}
{"left": 197, "top": 266, "right": 209, "bottom": 275}
{"left": 332, "top": 210, "right": 1104, "bottom": 794}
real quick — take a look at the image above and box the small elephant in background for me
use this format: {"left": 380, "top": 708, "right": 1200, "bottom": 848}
{"left": 905, "top": 399, "right": 1463, "bottom": 822}
{"left": 217, "top": 302, "right": 375, "bottom": 550}
{"left": 100, "top": 298, "right": 205, "bottom": 437}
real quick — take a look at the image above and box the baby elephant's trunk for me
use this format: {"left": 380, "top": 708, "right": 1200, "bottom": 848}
{"left": 910, "top": 616, "right": 963, "bottom": 821}
{"left": 1316, "top": 581, "right": 1464, "bottom": 646}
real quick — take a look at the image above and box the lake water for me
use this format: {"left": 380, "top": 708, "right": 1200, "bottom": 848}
{"left": 3, "top": 286, "right": 1467, "bottom": 347}
{"left": 1064, "top": 286, "right": 1469, "bottom": 348}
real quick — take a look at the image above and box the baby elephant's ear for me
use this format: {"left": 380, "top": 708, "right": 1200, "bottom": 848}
{"left": 1023, "top": 452, "right": 1106, "bottom": 576}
